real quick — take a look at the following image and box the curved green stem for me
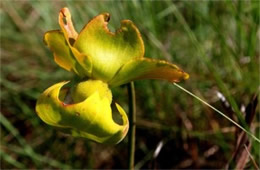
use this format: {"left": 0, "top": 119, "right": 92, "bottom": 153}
{"left": 127, "top": 81, "right": 136, "bottom": 170}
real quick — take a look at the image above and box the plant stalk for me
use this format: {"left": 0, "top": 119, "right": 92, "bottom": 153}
{"left": 127, "top": 82, "right": 136, "bottom": 170}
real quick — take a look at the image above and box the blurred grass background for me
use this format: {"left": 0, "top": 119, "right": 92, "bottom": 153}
{"left": 1, "top": 0, "right": 259, "bottom": 169}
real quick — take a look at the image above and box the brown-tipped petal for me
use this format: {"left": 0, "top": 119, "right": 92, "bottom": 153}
{"left": 59, "top": 7, "right": 78, "bottom": 43}
{"left": 58, "top": 7, "right": 92, "bottom": 76}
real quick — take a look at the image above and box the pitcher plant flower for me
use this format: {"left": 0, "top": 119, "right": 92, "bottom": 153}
{"left": 36, "top": 7, "right": 189, "bottom": 144}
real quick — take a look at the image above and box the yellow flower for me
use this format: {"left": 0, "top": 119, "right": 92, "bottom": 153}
{"left": 36, "top": 80, "right": 128, "bottom": 144}
{"left": 36, "top": 7, "right": 189, "bottom": 144}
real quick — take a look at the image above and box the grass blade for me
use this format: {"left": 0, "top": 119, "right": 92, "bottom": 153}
{"left": 0, "top": 113, "right": 71, "bottom": 168}
{"left": 173, "top": 83, "right": 260, "bottom": 143}
{"left": 0, "top": 150, "right": 26, "bottom": 169}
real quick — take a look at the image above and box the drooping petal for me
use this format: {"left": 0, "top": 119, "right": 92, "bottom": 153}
{"left": 44, "top": 30, "right": 82, "bottom": 75}
{"left": 36, "top": 81, "right": 129, "bottom": 144}
{"left": 58, "top": 8, "right": 92, "bottom": 76}
{"left": 109, "top": 58, "right": 189, "bottom": 87}
{"left": 74, "top": 13, "right": 145, "bottom": 81}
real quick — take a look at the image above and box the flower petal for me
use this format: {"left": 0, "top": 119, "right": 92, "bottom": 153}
{"left": 44, "top": 30, "right": 82, "bottom": 75}
{"left": 74, "top": 13, "right": 145, "bottom": 81}
{"left": 58, "top": 8, "right": 92, "bottom": 76}
{"left": 36, "top": 81, "right": 129, "bottom": 144}
{"left": 109, "top": 58, "right": 189, "bottom": 87}
{"left": 58, "top": 7, "right": 78, "bottom": 44}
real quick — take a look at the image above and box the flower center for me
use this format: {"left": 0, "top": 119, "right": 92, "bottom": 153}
{"left": 71, "top": 79, "right": 112, "bottom": 103}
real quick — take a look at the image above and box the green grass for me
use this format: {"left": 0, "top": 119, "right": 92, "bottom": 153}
{"left": 1, "top": 1, "right": 259, "bottom": 169}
